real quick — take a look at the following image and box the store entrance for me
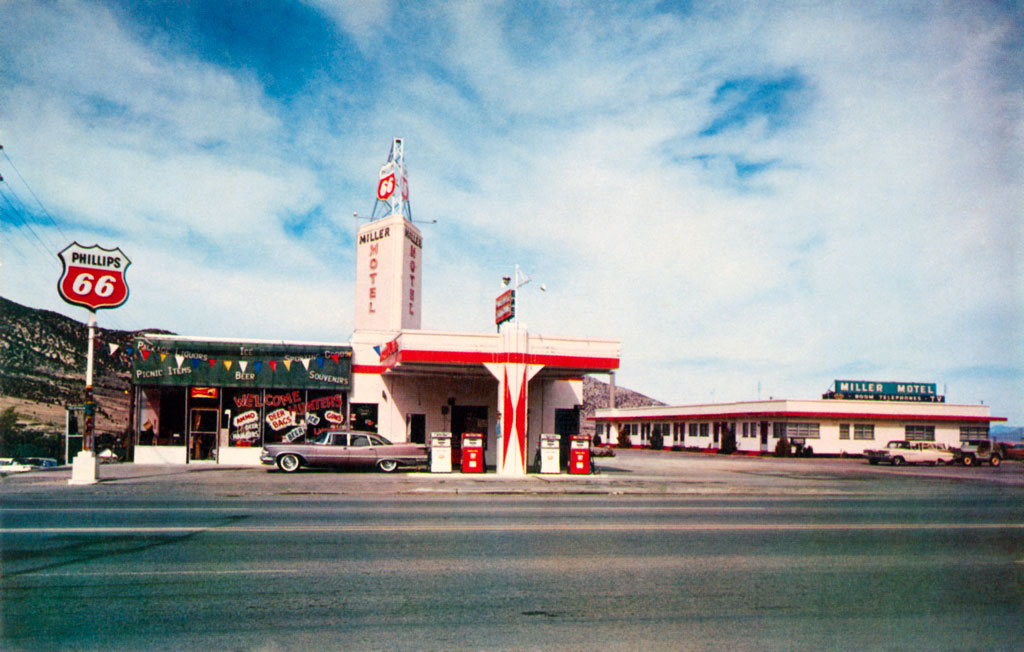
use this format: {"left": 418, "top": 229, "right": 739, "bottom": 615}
{"left": 188, "top": 408, "right": 218, "bottom": 461}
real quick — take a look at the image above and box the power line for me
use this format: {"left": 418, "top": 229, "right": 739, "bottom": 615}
{"left": 1, "top": 146, "right": 69, "bottom": 242}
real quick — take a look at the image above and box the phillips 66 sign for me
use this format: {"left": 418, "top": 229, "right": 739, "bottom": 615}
{"left": 57, "top": 242, "right": 131, "bottom": 311}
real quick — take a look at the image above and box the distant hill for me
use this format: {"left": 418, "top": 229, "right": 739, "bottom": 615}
{"left": 0, "top": 296, "right": 168, "bottom": 435}
{"left": 582, "top": 375, "right": 664, "bottom": 431}
{"left": 0, "top": 296, "right": 664, "bottom": 437}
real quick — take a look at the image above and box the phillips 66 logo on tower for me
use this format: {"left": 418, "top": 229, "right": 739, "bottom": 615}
{"left": 57, "top": 242, "right": 131, "bottom": 311}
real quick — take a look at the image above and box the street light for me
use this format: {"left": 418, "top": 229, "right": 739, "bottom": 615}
{"left": 499, "top": 265, "right": 545, "bottom": 332}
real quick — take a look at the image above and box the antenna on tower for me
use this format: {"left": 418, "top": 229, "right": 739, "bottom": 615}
{"left": 370, "top": 138, "right": 411, "bottom": 222}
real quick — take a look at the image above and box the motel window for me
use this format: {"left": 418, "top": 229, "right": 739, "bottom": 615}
{"left": 674, "top": 423, "right": 685, "bottom": 444}
{"left": 773, "top": 423, "right": 786, "bottom": 439}
{"left": 839, "top": 424, "right": 850, "bottom": 440}
{"left": 905, "top": 425, "right": 936, "bottom": 441}
{"left": 688, "top": 423, "right": 697, "bottom": 438}
{"left": 959, "top": 425, "right": 989, "bottom": 441}
{"left": 699, "top": 423, "right": 709, "bottom": 438}
{"left": 640, "top": 423, "right": 651, "bottom": 443}
{"left": 742, "top": 423, "right": 749, "bottom": 438}
{"left": 853, "top": 424, "right": 875, "bottom": 440}
{"left": 785, "top": 423, "right": 820, "bottom": 439}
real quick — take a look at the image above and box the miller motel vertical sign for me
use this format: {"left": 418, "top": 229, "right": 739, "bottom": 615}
{"left": 57, "top": 242, "right": 131, "bottom": 484}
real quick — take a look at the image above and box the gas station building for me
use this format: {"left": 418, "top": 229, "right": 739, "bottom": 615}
{"left": 131, "top": 140, "right": 620, "bottom": 475}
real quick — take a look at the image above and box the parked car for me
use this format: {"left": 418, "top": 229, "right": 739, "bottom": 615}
{"left": 0, "top": 458, "right": 32, "bottom": 473}
{"left": 19, "top": 457, "right": 59, "bottom": 469}
{"left": 261, "top": 431, "right": 428, "bottom": 473}
{"left": 865, "top": 441, "right": 954, "bottom": 466}
{"left": 1001, "top": 443, "right": 1024, "bottom": 461}
{"left": 953, "top": 439, "right": 1006, "bottom": 467}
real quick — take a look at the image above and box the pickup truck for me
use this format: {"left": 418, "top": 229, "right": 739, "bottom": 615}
{"left": 953, "top": 439, "right": 1005, "bottom": 467}
{"left": 865, "top": 440, "right": 954, "bottom": 466}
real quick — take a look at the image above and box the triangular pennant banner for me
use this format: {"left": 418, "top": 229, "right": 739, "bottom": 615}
{"left": 301, "top": 358, "right": 311, "bottom": 370}
{"left": 372, "top": 345, "right": 381, "bottom": 357}
{"left": 269, "top": 360, "right": 278, "bottom": 372}
{"left": 224, "top": 360, "right": 233, "bottom": 371}
{"left": 175, "top": 354, "right": 185, "bottom": 368}
{"left": 316, "top": 356, "right": 325, "bottom": 369}
{"left": 239, "top": 360, "right": 248, "bottom": 373}
{"left": 331, "top": 353, "right": 340, "bottom": 364}
{"left": 191, "top": 358, "right": 201, "bottom": 370}
{"left": 159, "top": 353, "right": 167, "bottom": 363}
{"left": 209, "top": 359, "right": 217, "bottom": 368}
{"left": 108, "top": 343, "right": 120, "bottom": 356}
{"left": 141, "top": 350, "right": 151, "bottom": 361}
{"left": 254, "top": 361, "right": 263, "bottom": 374}
{"left": 283, "top": 359, "right": 292, "bottom": 371}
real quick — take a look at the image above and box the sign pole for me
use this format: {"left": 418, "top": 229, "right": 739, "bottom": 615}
{"left": 84, "top": 310, "right": 96, "bottom": 452}
{"left": 69, "top": 310, "right": 100, "bottom": 485}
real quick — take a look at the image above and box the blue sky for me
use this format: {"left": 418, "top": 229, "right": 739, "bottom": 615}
{"left": 1, "top": 0, "right": 1022, "bottom": 424}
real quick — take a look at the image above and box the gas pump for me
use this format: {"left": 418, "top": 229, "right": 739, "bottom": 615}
{"left": 539, "top": 433, "right": 560, "bottom": 474}
{"left": 430, "top": 432, "right": 452, "bottom": 473}
{"left": 461, "top": 432, "right": 485, "bottom": 473}
{"left": 569, "top": 433, "right": 591, "bottom": 475}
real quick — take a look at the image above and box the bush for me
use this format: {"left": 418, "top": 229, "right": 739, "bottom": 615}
{"left": 774, "top": 435, "right": 790, "bottom": 457}
{"left": 617, "top": 428, "right": 632, "bottom": 448}
{"left": 649, "top": 429, "right": 664, "bottom": 450}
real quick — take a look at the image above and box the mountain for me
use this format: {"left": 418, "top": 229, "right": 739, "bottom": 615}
{"left": 0, "top": 296, "right": 168, "bottom": 436}
{"left": 0, "top": 296, "right": 664, "bottom": 437}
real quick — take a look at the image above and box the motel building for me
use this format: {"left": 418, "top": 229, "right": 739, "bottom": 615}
{"left": 131, "top": 139, "right": 621, "bottom": 475}
{"left": 593, "top": 381, "right": 1006, "bottom": 456}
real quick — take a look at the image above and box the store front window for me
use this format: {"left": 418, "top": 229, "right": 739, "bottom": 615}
{"left": 349, "top": 403, "right": 379, "bottom": 432}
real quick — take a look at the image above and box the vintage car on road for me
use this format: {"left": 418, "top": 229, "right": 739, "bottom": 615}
{"left": 865, "top": 440, "right": 954, "bottom": 466}
{"left": 261, "top": 431, "right": 428, "bottom": 473}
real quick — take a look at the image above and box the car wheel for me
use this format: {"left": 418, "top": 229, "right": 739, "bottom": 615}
{"left": 962, "top": 455, "right": 975, "bottom": 467}
{"left": 277, "top": 454, "right": 302, "bottom": 473}
{"left": 378, "top": 459, "right": 399, "bottom": 473}
{"left": 891, "top": 456, "right": 904, "bottom": 466}
{"left": 990, "top": 456, "right": 1001, "bottom": 467}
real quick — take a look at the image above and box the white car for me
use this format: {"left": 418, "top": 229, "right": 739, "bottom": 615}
{"left": 0, "top": 458, "right": 32, "bottom": 473}
{"left": 866, "top": 441, "right": 954, "bottom": 466}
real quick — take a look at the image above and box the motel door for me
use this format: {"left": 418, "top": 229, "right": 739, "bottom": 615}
{"left": 188, "top": 408, "right": 219, "bottom": 461}
{"left": 760, "top": 421, "right": 770, "bottom": 453}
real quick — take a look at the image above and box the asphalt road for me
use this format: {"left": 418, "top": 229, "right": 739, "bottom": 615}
{"left": 2, "top": 454, "right": 1023, "bottom": 651}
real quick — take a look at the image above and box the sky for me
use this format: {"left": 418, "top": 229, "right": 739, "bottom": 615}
{"left": 1, "top": 0, "right": 1022, "bottom": 424}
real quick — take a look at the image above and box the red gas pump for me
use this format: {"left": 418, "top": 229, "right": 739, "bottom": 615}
{"left": 461, "top": 432, "right": 485, "bottom": 473}
{"left": 569, "top": 434, "right": 591, "bottom": 474}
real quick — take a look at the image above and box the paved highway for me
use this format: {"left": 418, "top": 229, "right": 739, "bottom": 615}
{"left": 3, "top": 481, "right": 1023, "bottom": 651}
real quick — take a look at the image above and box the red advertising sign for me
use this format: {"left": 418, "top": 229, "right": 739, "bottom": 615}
{"left": 495, "top": 289, "right": 515, "bottom": 326}
{"left": 57, "top": 243, "right": 131, "bottom": 311}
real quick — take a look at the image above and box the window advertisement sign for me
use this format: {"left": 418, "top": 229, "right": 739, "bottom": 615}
{"left": 220, "top": 388, "right": 346, "bottom": 448}
{"left": 132, "top": 339, "right": 352, "bottom": 390}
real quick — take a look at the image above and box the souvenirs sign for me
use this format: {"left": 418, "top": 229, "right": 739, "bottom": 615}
{"left": 58, "top": 242, "right": 131, "bottom": 311}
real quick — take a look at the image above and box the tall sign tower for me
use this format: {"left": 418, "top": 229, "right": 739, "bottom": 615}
{"left": 354, "top": 139, "right": 422, "bottom": 333}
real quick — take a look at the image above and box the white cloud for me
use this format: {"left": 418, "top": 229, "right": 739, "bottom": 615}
{"left": 1, "top": 1, "right": 1020, "bottom": 422}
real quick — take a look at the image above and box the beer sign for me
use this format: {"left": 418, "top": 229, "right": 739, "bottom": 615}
{"left": 58, "top": 243, "right": 131, "bottom": 311}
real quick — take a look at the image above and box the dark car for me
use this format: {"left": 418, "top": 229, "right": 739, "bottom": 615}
{"left": 260, "top": 431, "right": 428, "bottom": 473}
{"left": 1001, "top": 443, "right": 1024, "bottom": 461}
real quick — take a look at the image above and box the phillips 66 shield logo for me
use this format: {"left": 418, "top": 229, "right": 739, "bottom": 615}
{"left": 57, "top": 243, "right": 131, "bottom": 311}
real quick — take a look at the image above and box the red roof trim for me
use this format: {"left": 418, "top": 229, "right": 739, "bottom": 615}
{"left": 396, "top": 349, "right": 619, "bottom": 370}
{"left": 592, "top": 410, "right": 1005, "bottom": 423}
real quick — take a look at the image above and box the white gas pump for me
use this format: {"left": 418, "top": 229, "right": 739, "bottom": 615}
{"left": 430, "top": 432, "right": 452, "bottom": 473}
{"left": 539, "top": 433, "right": 561, "bottom": 474}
